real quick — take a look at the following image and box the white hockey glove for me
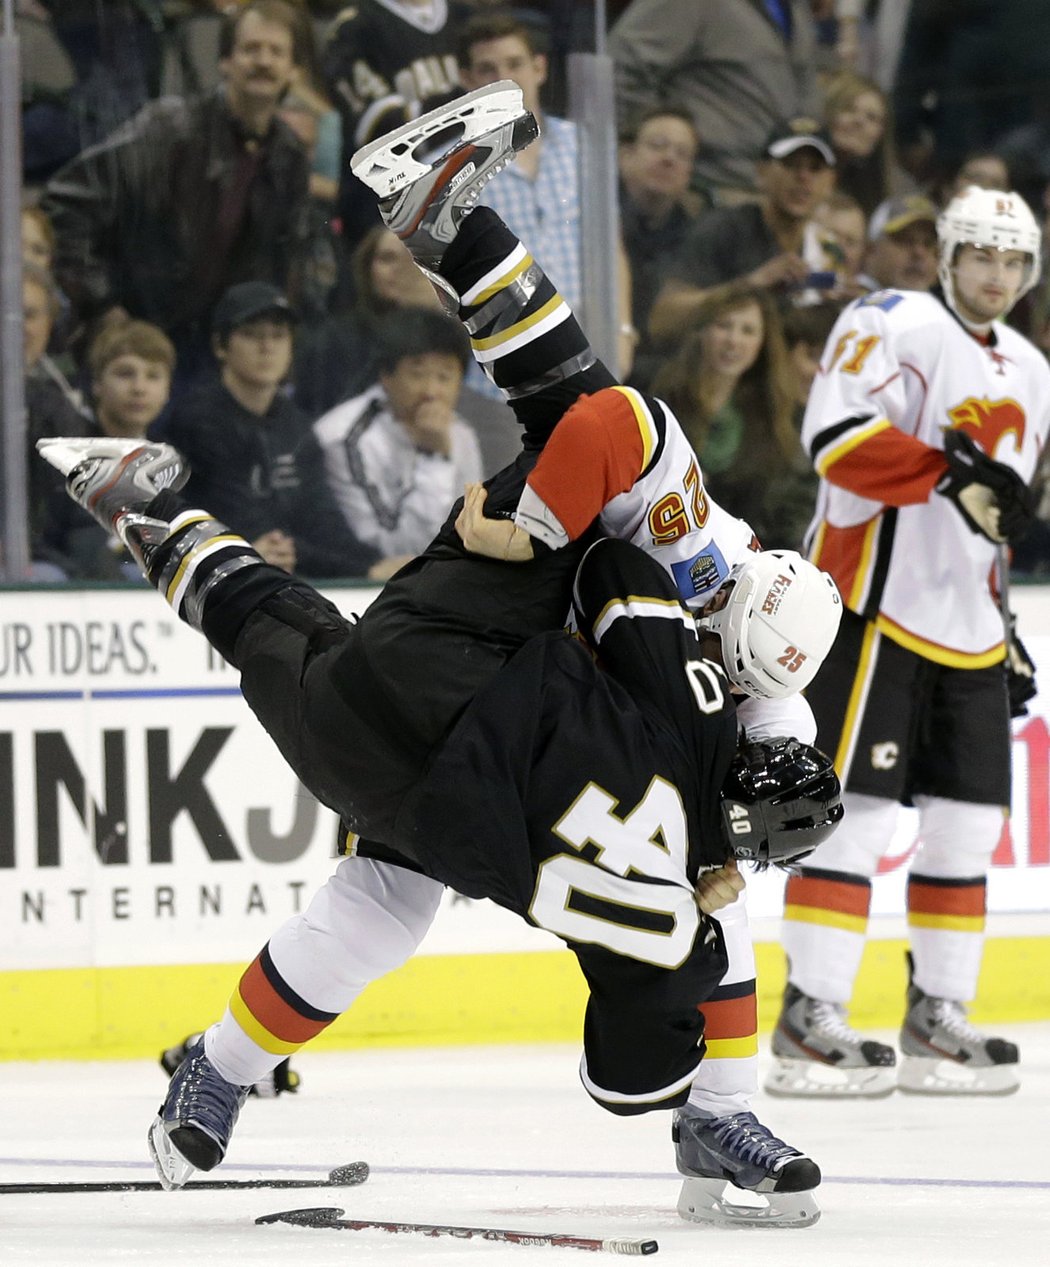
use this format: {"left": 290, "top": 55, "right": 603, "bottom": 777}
{"left": 936, "top": 430, "right": 1035, "bottom": 545}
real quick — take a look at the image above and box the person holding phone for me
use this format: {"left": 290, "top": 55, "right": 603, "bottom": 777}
{"left": 650, "top": 119, "right": 836, "bottom": 343}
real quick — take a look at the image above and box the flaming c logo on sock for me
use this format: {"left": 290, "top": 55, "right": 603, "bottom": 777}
{"left": 946, "top": 397, "right": 1026, "bottom": 457}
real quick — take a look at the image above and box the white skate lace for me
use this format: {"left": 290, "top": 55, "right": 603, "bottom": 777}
{"left": 928, "top": 998, "right": 985, "bottom": 1044}
{"left": 457, "top": 153, "right": 512, "bottom": 209}
{"left": 808, "top": 999, "right": 866, "bottom": 1048}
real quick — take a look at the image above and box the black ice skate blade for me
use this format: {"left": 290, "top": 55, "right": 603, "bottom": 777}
{"left": 0, "top": 1161, "right": 369, "bottom": 1196}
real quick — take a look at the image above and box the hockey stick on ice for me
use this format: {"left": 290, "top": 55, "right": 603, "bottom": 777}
{"left": 256, "top": 1205, "right": 659, "bottom": 1255}
{"left": 0, "top": 1161, "right": 368, "bottom": 1196}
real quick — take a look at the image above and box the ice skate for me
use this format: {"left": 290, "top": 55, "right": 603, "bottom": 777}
{"left": 673, "top": 1107, "right": 821, "bottom": 1228}
{"left": 36, "top": 437, "right": 186, "bottom": 567}
{"left": 161, "top": 1033, "right": 300, "bottom": 1099}
{"left": 350, "top": 80, "right": 539, "bottom": 269}
{"left": 765, "top": 982, "right": 896, "bottom": 1097}
{"left": 148, "top": 1036, "right": 249, "bottom": 1190}
{"left": 899, "top": 955, "right": 1019, "bottom": 1095}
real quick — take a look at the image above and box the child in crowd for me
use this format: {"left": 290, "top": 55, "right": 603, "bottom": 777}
{"left": 41, "top": 320, "right": 174, "bottom": 580}
{"left": 313, "top": 307, "right": 483, "bottom": 559}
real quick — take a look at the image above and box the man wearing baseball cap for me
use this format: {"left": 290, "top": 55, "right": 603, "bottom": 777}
{"left": 862, "top": 194, "right": 939, "bottom": 292}
{"left": 650, "top": 117, "right": 836, "bottom": 341}
{"left": 158, "top": 280, "right": 396, "bottom": 580}
{"left": 210, "top": 280, "right": 296, "bottom": 340}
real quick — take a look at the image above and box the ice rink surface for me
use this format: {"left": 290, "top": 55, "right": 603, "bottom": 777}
{"left": 2, "top": 1027, "right": 1048, "bottom": 1267}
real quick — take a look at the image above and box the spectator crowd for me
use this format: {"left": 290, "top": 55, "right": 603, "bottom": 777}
{"left": 10, "top": 0, "right": 1050, "bottom": 582}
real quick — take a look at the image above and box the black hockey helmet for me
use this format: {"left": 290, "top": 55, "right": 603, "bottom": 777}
{"left": 720, "top": 737, "right": 843, "bottom": 867}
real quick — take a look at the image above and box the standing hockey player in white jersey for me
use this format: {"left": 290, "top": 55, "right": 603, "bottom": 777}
{"left": 768, "top": 185, "right": 1050, "bottom": 1098}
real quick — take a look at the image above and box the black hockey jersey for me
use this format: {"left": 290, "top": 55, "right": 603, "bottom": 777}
{"left": 394, "top": 538, "right": 739, "bottom": 1114}
{"left": 324, "top": 0, "right": 463, "bottom": 149}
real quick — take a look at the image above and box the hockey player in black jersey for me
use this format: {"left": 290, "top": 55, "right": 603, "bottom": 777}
{"left": 39, "top": 431, "right": 840, "bottom": 1196}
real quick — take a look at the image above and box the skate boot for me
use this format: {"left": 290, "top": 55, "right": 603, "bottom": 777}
{"left": 673, "top": 1108, "right": 821, "bottom": 1228}
{"left": 350, "top": 80, "right": 539, "bottom": 271}
{"left": 161, "top": 1033, "right": 301, "bottom": 1099}
{"left": 765, "top": 982, "right": 896, "bottom": 1097}
{"left": 899, "top": 954, "right": 1019, "bottom": 1095}
{"left": 36, "top": 437, "right": 186, "bottom": 569}
{"left": 148, "top": 1036, "right": 249, "bottom": 1190}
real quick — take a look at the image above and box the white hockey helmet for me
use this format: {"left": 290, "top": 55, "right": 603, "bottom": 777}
{"left": 697, "top": 550, "right": 842, "bottom": 700}
{"left": 937, "top": 186, "right": 1042, "bottom": 315}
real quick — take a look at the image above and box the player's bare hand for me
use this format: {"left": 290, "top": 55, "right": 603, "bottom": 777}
{"left": 748, "top": 252, "right": 809, "bottom": 290}
{"left": 253, "top": 529, "right": 297, "bottom": 572}
{"left": 456, "top": 482, "right": 534, "bottom": 562}
{"left": 695, "top": 857, "right": 745, "bottom": 914}
{"left": 367, "top": 553, "right": 414, "bottom": 582}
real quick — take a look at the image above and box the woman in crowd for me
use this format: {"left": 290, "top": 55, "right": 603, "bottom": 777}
{"left": 22, "top": 204, "right": 56, "bottom": 272}
{"left": 293, "top": 225, "right": 439, "bottom": 419}
{"left": 652, "top": 287, "right": 799, "bottom": 547}
{"left": 822, "top": 69, "right": 898, "bottom": 215}
{"left": 764, "top": 301, "right": 845, "bottom": 551}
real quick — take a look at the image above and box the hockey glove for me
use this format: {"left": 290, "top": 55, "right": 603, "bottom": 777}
{"left": 1005, "top": 614, "right": 1038, "bottom": 719}
{"left": 936, "top": 429, "right": 1035, "bottom": 545}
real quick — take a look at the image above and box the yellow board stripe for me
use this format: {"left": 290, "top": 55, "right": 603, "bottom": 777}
{"left": 2, "top": 937, "right": 1046, "bottom": 1061}
{"left": 470, "top": 293, "right": 563, "bottom": 352}
{"left": 783, "top": 903, "right": 868, "bottom": 933}
{"left": 229, "top": 986, "right": 301, "bottom": 1056}
{"left": 875, "top": 613, "right": 1006, "bottom": 669}
{"left": 908, "top": 913, "right": 986, "bottom": 932}
{"left": 471, "top": 251, "right": 534, "bottom": 306}
{"left": 815, "top": 417, "right": 891, "bottom": 476}
{"left": 834, "top": 619, "right": 879, "bottom": 777}
{"left": 703, "top": 1034, "right": 759, "bottom": 1060}
{"left": 610, "top": 385, "right": 656, "bottom": 472}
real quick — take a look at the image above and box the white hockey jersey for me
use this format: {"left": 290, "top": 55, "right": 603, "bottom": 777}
{"left": 516, "top": 385, "right": 756, "bottom": 605}
{"left": 802, "top": 289, "right": 1050, "bottom": 666}
{"left": 513, "top": 383, "right": 816, "bottom": 741}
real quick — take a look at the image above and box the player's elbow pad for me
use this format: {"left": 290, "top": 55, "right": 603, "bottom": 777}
{"left": 514, "top": 485, "right": 570, "bottom": 550}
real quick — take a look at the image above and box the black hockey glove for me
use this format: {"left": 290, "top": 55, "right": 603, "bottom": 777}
{"left": 1005, "top": 614, "right": 1038, "bottom": 719}
{"left": 936, "top": 429, "right": 1035, "bottom": 545}
{"left": 160, "top": 1033, "right": 301, "bottom": 1097}
{"left": 253, "top": 1056, "right": 301, "bottom": 1098}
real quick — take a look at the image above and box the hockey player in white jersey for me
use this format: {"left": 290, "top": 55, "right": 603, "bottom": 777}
{"left": 768, "top": 185, "right": 1049, "bottom": 1098}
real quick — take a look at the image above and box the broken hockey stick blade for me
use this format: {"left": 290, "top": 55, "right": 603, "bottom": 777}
{"left": 0, "top": 1161, "right": 368, "bottom": 1196}
{"left": 256, "top": 1205, "right": 658, "bottom": 1254}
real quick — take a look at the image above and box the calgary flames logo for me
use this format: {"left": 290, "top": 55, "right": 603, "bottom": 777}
{"left": 945, "top": 397, "right": 1026, "bottom": 457}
